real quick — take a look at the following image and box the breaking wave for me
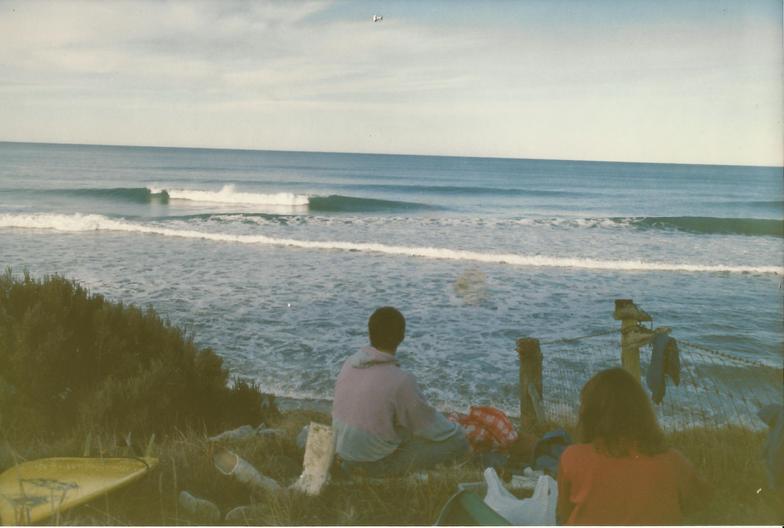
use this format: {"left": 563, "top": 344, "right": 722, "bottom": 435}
{"left": 148, "top": 185, "right": 309, "bottom": 206}
{"left": 629, "top": 216, "right": 783, "bottom": 238}
{"left": 1, "top": 213, "right": 780, "bottom": 275}
{"left": 29, "top": 186, "right": 432, "bottom": 212}
{"left": 152, "top": 186, "right": 431, "bottom": 211}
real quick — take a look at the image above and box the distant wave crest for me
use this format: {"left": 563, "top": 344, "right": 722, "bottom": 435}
{"left": 0, "top": 213, "right": 779, "bottom": 275}
{"left": 717, "top": 200, "right": 783, "bottom": 211}
{"left": 35, "top": 185, "right": 431, "bottom": 212}
{"left": 149, "top": 187, "right": 431, "bottom": 212}
{"left": 58, "top": 187, "right": 170, "bottom": 204}
{"left": 307, "top": 194, "right": 434, "bottom": 212}
{"left": 628, "top": 216, "right": 783, "bottom": 238}
{"left": 148, "top": 184, "right": 309, "bottom": 206}
{"left": 513, "top": 216, "right": 784, "bottom": 237}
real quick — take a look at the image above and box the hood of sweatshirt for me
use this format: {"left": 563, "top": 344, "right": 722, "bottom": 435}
{"left": 348, "top": 346, "right": 400, "bottom": 368}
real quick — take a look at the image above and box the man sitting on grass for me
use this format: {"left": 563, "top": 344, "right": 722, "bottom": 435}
{"left": 332, "top": 306, "right": 469, "bottom": 477}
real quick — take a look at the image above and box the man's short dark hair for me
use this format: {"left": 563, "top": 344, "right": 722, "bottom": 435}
{"left": 368, "top": 306, "right": 406, "bottom": 352}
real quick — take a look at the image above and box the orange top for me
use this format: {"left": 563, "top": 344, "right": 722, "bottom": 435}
{"left": 557, "top": 443, "right": 699, "bottom": 525}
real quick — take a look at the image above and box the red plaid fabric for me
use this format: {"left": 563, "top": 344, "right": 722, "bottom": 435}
{"left": 447, "top": 406, "right": 518, "bottom": 453}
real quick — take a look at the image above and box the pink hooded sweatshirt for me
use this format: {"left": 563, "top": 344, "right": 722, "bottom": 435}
{"left": 332, "top": 347, "right": 460, "bottom": 462}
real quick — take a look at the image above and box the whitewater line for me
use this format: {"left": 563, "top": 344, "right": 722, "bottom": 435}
{"left": 0, "top": 213, "right": 780, "bottom": 275}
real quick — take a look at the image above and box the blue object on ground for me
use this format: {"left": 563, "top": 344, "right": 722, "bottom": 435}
{"left": 531, "top": 429, "right": 572, "bottom": 477}
{"left": 757, "top": 404, "right": 784, "bottom": 489}
{"left": 646, "top": 333, "right": 680, "bottom": 404}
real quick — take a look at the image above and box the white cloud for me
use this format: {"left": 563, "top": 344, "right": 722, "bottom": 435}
{"left": 0, "top": 0, "right": 781, "bottom": 165}
{"left": 1, "top": 0, "right": 481, "bottom": 101}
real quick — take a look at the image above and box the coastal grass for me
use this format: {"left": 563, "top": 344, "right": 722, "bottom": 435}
{"left": 1, "top": 273, "right": 780, "bottom": 524}
{"left": 0, "top": 271, "right": 274, "bottom": 442}
{"left": 2, "top": 410, "right": 780, "bottom": 526}
{"left": 672, "top": 426, "right": 783, "bottom": 525}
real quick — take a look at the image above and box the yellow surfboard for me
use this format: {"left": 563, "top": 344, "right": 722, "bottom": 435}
{"left": 0, "top": 457, "right": 158, "bottom": 525}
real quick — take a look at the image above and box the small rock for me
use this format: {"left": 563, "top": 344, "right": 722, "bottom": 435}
{"left": 208, "top": 425, "right": 256, "bottom": 442}
{"left": 255, "top": 426, "right": 286, "bottom": 438}
{"left": 178, "top": 490, "right": 220, "bottom": 523}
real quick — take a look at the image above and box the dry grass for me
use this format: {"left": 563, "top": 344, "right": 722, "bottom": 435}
{"left": 671, "top": 426, "right": 783, "bottom": 525}
{"left": 2, "top": 410, "right": 782, "bottom": 526}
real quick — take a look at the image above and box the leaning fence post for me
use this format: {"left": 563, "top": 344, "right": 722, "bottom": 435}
{"left": 517, "top": 337, "right": 544, "bottom": 429}
{"left": 613, "top": 299, "right": 652, "bottom": 381}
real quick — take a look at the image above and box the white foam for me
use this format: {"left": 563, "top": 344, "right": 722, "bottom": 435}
{"left": 1, "top": 213, "right": 780, "bottom": 275}
{"left": 509, "top": 217, "right": 633, "bottom": 229}
{"left": 149, "top": 184, "right": 309, "bottom": 206}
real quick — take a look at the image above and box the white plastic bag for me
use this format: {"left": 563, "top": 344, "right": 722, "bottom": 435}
{"left": 483, "top": 467, "right": 557, "bottom": 525}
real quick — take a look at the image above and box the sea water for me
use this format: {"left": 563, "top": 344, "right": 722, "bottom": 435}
{"left": 0, "top": 142, "right": 781, "bottom": 416}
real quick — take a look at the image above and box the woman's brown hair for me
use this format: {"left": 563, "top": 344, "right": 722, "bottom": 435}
{"left": 577, "top": 367, "right": 666, "bottom": 456}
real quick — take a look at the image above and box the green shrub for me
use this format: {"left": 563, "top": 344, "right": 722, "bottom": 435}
{"left": 0, "top": 271, "right": 275, "bottom": 441}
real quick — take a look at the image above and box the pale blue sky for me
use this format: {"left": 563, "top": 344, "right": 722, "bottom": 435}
{"left": 0, "top": 0, "right": 781, "bottom": 165}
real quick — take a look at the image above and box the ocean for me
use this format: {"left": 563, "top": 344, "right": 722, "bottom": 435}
{"left": 1, "top": 141, "right": 781, "bottom": 418}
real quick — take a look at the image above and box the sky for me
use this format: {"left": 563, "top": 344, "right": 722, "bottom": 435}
{"left": 0, "top": 0, "right": 781, "bottom": 166}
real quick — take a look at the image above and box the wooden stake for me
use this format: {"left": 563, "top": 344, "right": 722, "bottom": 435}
{"left": 620, "top": 319, "right": 642, "bottom": 381}
{"left": 613, "top": 299, "right": 652, "bottom": 381}
{"left": 517, "top": 337, "right": 544, "bottom": 429}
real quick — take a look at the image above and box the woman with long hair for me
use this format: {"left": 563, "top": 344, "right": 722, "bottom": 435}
{"left": 557, "top": 367, "right": 709, "bottom": 525}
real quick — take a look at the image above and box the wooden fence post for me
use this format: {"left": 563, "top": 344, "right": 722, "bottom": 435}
{"left": 517, "top": 337, "right": 544, "bottom": 429}
{"left": 613, "top": 299, "right": 653, "bottom": 381}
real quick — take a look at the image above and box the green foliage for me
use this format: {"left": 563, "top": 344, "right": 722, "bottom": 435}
{"left": 0, "top": 271, "right": 274, "bottom": 441}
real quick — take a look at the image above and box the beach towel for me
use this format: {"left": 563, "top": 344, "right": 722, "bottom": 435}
{"left": 447, "top": 406, "right": 518, "bottom": 453}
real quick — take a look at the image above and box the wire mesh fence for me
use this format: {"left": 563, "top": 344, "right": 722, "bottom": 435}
{"left": 535, "top": 329, "right": 782, "bottom": 431}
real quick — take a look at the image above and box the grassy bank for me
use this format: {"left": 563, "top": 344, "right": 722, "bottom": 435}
{"left": 0, "top": 272, "right": 274, "bottom": 442}
{"left": 2, "top": 410, "right": 781, "bottom": 525}
{"left": 1, "top": 273, "right": 781, "bottom": 524}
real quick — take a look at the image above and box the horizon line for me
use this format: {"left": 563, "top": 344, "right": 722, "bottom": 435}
{"left": 1, "top": 139, "right": 781, "bottom": 170}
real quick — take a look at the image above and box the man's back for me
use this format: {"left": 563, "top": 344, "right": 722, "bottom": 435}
{"left": 332, "top": 307, "right": 466, "bottom": 474}
{"left": 332, "top": 346, "right": 458, "bottom": 462}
